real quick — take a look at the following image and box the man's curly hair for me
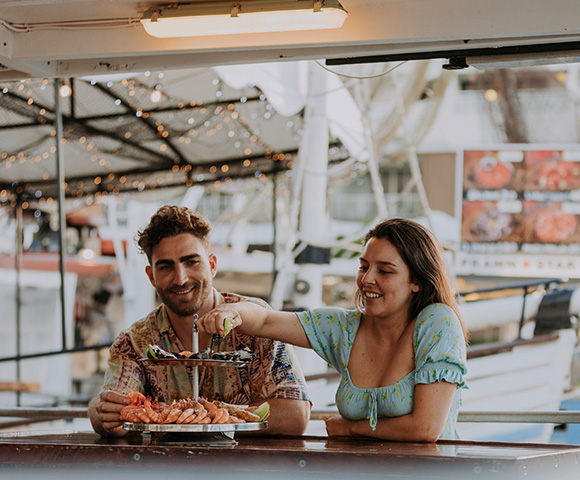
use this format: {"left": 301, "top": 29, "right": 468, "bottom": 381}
{"left": 137, "top": 205, "right": 211, "bottom": 263}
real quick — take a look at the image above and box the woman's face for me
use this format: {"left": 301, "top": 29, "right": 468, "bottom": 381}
{"left": 356, "top": 237, "right": 419, "bottom": 320}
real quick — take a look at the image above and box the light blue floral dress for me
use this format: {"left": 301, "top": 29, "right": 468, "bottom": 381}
{"left": 296, "top": 303, "right": 467, "bottom": 440}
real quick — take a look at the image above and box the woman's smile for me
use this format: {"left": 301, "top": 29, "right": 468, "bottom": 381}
{"left": 364, "top": 291, "right": 383, "bottom": 299}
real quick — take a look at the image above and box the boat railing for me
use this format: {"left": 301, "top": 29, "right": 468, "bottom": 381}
{"left": 309, "top": 409, "right": 580, "bottom": 425}
{"left": 458, "top": 277, "right": 569, "bottom": 338}
{"left": 0, "top": 406, "right": 578, "bottom": 429}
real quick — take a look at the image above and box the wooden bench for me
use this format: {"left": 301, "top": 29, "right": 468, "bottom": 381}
{"left": 0, "top": 382, "right": 41, "bottom": 393}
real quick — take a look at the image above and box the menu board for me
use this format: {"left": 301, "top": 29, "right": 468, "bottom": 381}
{"left": 456, "top": 148, "right": 580, "bottom": 277}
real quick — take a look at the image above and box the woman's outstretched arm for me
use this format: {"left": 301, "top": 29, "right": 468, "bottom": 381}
{"left": 197, "top": 302, "right": 312, "bottom": 349}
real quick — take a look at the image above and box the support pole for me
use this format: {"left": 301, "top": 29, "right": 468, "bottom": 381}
{"left": 54, "top": 78, "right": 67, "bottom": 350}
{"left": 14, "top": 198, "right": 23, "bottom": 406}
{"left": 271, "top": 174, "right": 278, "bottom": 289}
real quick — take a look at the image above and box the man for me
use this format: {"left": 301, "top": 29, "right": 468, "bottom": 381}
{"left": 88, "top": 205, "right": 311, "bottom": 436}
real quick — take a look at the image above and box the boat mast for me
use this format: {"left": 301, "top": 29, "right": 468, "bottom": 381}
{"left": 292, "top": 62, "right": 329, "bottom": 310}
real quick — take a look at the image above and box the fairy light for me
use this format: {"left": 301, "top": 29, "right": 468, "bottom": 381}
{"left": 484, "top": 89, "right": 498, "bottom": 102}
{"left": 59, "top": 84, "right": 72, "bottom": 97}
{"left": 150, "top": 90, "right": 162, "bottom": 103}
{"left": 0, "top": 79, "right": 291, "bottom": 201}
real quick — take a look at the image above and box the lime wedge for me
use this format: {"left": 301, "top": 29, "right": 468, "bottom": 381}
{"left": 252, "top": 401, "right": 270, "bottom": 422}
{"left": 146, "top": 344, "right": 158, "bottom": 360}
{"left": 222, "top": 317, "right": 234, "bottom": 337}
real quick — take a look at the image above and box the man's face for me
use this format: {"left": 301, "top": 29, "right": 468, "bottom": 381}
{"left": 145, "top": 233, "right": 217, "bottom": 319}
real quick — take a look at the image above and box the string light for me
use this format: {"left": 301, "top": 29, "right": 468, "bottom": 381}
{"left": 0, "top": 74, "right": 311, "bottom": 207}
{"left": 59, "top": 84, "right": 72, "bottom": 97}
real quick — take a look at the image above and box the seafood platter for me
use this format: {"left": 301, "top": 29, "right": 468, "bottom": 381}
{"left": 122, "top": 391, "right": 269, "bottom": 446}
{"left": 125, "top": 316, "right": 268, "bottom": 446}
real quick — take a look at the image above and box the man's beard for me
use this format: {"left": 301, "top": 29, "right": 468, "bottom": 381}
{"left": 156, "top": 281, "right": 211, "bottom": 317}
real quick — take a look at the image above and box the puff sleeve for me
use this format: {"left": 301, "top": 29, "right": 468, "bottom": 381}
{"left": 413, "top": 304, "right": 468, "bottom": 389}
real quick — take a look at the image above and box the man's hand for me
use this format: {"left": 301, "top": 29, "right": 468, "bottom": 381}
{"left": 88, "top": 390, "right": 130, "bottom": 437}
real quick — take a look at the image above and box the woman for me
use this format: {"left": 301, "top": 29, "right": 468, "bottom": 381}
{"left": 199, "top": 218, "right": 468, "bottom": 442}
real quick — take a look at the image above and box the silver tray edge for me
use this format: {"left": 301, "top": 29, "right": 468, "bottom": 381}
{"left": 142, "top": 358, "right": 250, "bottom": 367}
{"left": 123, "top": 421, "right": 267, "bottom": 433}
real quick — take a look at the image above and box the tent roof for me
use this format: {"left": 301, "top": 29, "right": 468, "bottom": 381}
{"left": 0, "top": 66, "right": 350, "bottom": 203}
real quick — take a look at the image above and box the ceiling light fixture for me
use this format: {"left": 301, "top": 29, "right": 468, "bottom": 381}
{"left": 140, "top": 1, "right": 348, "bottom": 38}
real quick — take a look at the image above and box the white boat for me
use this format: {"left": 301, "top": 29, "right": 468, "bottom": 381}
{"left": 459, "top": 328, "right": 577, "bottom": 443}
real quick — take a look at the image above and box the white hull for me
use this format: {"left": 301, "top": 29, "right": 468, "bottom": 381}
{"left": 459, "top": 329, "right": 577, "bottom": 443}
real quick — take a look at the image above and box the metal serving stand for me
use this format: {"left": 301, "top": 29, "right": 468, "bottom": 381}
{"left": 125, "top": 314, "right": 266, "bottom": 446}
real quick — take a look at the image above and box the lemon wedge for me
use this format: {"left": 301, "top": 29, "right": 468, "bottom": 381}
{"left": 146, "top": 344, "right": 158, "bottom": 360}
{"left": 252, "top": 401, "right": 270, "bottom": 422}
{"left": 223, "top": 317, "right": 234, "bottom": 337}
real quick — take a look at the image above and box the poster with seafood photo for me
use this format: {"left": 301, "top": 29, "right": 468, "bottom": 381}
{"left": 456, "top": 148, "right": 580, "bottom": 278}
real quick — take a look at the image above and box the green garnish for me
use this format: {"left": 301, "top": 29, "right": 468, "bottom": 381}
{"left": 223, "top": 317, "right": 234, "bottom": 337}
{"left": 146, "top": 344, "right": 158, "bottom": 360}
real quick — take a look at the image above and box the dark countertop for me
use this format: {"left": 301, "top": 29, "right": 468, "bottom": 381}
{"left": 0, "top": 430, "right": 578, "bottom": 479}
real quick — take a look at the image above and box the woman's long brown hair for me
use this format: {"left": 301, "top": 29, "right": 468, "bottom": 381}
{"left": 355, "top": 217, "right": 469, "bottom": 344}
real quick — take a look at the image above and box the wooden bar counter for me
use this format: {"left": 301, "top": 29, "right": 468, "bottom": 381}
{"left": 0, "top": 430, "right": 578, "bottom": 479}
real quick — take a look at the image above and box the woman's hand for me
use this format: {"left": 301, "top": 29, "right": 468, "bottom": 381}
{"left": 197, "top": 304, "right": 243, "bottom": 335}
{"left": 325, "top": 414, "right": 355, "bottom": 437}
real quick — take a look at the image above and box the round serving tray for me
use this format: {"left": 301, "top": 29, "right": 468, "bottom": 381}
{"left": 124, "top": 421, "right": 267, "bottom": 433}
{"left": 142, "top": 358, "right": 250, "bottom": 367}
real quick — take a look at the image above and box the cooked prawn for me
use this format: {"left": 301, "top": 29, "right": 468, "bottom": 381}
{"left": 143, "top": 399, "right": 168, "bottom": 423}
{"left": 227, "top": 416, "right": 245, "bottom": 424}
{"left": 127, "top": 391, "right": 147, "bottom": 406}
{"left": 163, "top": 407, "right": 183, "bottom": 424}
{"left": 199, "top": 397, "right": 219, "bottom": 417}
{"left": 125, "top": 410, "right": 143, "bottom": 423}
{"left": 216, "top": 409, "right": 230, "bottom": 424}
{"left": 177, "top": 408, "right": 196, "bottom": 424}
{"left": 194, "top": 408, "right": 208, "bottom": 423}
{"left": 134, "top": 407, "right": 152, "bottom": 424}
{"left": 120, "top": 405, "right": 142, "bottom": 422}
